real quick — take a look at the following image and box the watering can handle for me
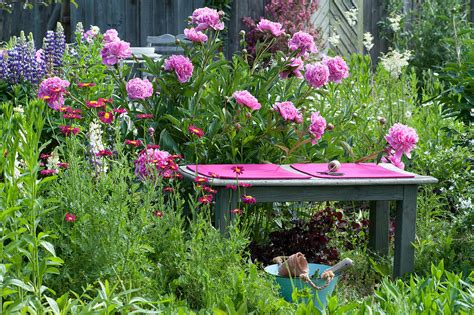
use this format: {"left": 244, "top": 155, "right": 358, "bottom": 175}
{"left": 326, "top": 258, "right": 353, "bottom": 277}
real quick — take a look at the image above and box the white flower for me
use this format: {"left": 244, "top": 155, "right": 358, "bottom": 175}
{"left": 380, "top": 49, "right": 412, "bottom": 77}
{"left": 388, "top": 14, "right": 402, "bottom": 32}
{"left": 13, "top": 105, "right": 24, "bottom": 114}
{"left": 363, "top": 32, "right": 374, "bottom": 52}
{"left": 90, "top": 25, "right": 100, "bottom": 35}
{"left": 75, "top": 22, "right": 84, "bottom": 34}
{"left": 328, "top": 31, "right": 340, "bottom": 47}
{"left": 87, "top": 121, "right": 107, "bottom": 173}
{"left": 46, "top": 150, "right": 60, "bottom": 171}
{"left": 344, "top": 8, "right": 358, "bottom": 26}
{"left": 405, "top": 111, "right": 412, "bottom": 118}
{"left": 457, "top": 198, "right": 472, "bottom": 210}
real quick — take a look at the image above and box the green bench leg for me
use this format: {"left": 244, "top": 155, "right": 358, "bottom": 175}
{"left": 393, "top": 185, "right": 418, "bottom": 278}
{"left": 214, "top": 188, "right": 237, "bottom": 234}
{"left": 369, "top": 200, "right": 390, "bottom": 256}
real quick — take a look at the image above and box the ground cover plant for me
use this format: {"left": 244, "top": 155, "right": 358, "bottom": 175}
{"left": 0, "top": 3, "right": 473, "bottom": 314}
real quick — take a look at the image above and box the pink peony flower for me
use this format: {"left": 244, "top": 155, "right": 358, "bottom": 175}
{"left": 382, "top": 154, "right": 405, "bottom": 169}
{"left": 288, "top": 31, "right": 317, "bottom": 56}
{"left": 38, "top": 77, "right": 70, "bottom": 110}
{"left": 126, "top": 78, "right": 153, "bottom": 100}
{"left": 100, "top": 40, "right": 131, "bottom": 66}
{"left": 184, "top": 28, "right": 208, "bottom": 43}
{"left": 103, "top": 29, "right": 119, "bottom": 43}
{"left": 308, "top": 112, "right": 326, "bottom": 144}
{"left": 134, "top": 148, "right": 172, "bottom": 179}
{"left": 385, "top": 123, "right": 419, "bottom": 159}
{"left": 280, "top": 57, "right": 304, "bottom": 79}
{"left": 304, "top": 63, "right": 329, "bottom": 88}
{"left": 164, "top": 55, "right": 194, "bottom": 83}
{"left": 323, "top": 56, "right": 349, "bottom": 83}
{"left": 256, "top": 18, "right": 285, "bottom": 36}
{"left": 191, "top": 7, "right": 224, "bottom": 31}
{"left": 272, "top": 101, "right": 303, "bottom": 123}
{"left": 233, "top": 90, "right": 261, "bottom": 111}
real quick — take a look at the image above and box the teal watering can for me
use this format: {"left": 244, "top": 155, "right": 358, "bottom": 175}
{"left": 264, "top": 258, "right": 353, "bottom": 309}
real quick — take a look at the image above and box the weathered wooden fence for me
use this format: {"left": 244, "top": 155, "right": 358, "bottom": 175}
{"left": 0, "top": 0, "right": 389, "bottom": 58}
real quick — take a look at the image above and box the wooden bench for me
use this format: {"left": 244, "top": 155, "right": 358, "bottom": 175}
{"left": 146, "top": 34, "right": 191, "bottom": 56}
{"left": 179, "top": 163, "right": 438, "bottom": 277}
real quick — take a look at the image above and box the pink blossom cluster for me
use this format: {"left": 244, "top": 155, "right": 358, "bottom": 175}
{"left": 103, "top": 29, "right": 119, "bottom": 44}
{"left": 101, "top": 39, "right": 131, "bottom": 66}
{"left": 256, "top": 18, "right": 285, "bottom": 36}
{"left": 38, "top": 76, "right": 70, "bottom": 110}
{"left": 304, "top": 63, "right": 329, "bottom": 88}
{"left": 272, "top": 101, "right": 303, "bottom": 123}
{"left": 288, "top": 31, "right": 317, "bottom": 56}
{"left": 164, "top": 55, "right": 194, "bottom": 83}
{"left": 126, "top": 78, "right": 154, "bottom": 100}
{"left": 134, "top": 148, "right": 179, "bottom": 180}
{"left": 233, "top": 90, "right": 261, "bottom": 111}
{"left": 264, "top": 0, "right": 319, "bottom": 37}
{"left": 184, "top": 28, "right": 208, "bottom": 43}
{"left": 308, "top": 112, "right": 327, "bottom": 144}
{"left": 280, "top": 57, "right": 304, "bottom": 79}
{"left": 190, "top": 7, "right": 224, "bottom": 31}
{"left": 324, "top": 56, "right": 349, "bottom": 83}
{"left": 382, "top": 123, "right": 419, "bottom": 169}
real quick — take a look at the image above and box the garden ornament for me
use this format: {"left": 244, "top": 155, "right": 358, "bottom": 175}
{"left": 273, "top": 253, "right": 353, "bottom": 290}
{"left": 316, "top": 160, "right": 344, "bottom": 176}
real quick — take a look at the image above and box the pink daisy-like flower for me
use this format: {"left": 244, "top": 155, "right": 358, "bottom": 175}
{"left": 78, "top": 82, "right": 96, "bottom": 88}
{"left": 184, "top": 28, "right": 208, "bottom": 43}
{"left": 194, "top": 176, "right": 209, "bottom": 184}
{"left": 191, "top": 7, "right": 224, "bottom": 31}
{"left": 385, "top": 123, "right": 419, "bottom": 159}
{"left": 239, "top": 183, "right": 252, "bottom": 188}
{"left": 40, "top": 153, "right": 51, "bottom": 160}
{"left": 225, "top": 184, "right": 237, "bottom": 191}
{"left": 136, "top": 113, "right": 153, "bottom": 119}
{"left": 96, "top": 149, "right": 113, "bottom": 157}
{"left": 323, "top": 56, "right": 349, "bottom": 83}
{"left": 163, "top": 186, "right": 174, "bottom": 193}
{"left": 208, "top": 172, "right": 219, "bottom": 178}
{"left": 38, "top": 76, "right": 70, "bottom": 110}
{"left": 188, "top": 125, "right": 204, "bottom": 138}
{"left": 272, "top": 101, "right": 303, "bottom": 123}
{"left": 40, "top": 169, "right": 58, "bottom": 176}
{"left": 231, "top": 208, "right": 242, "bottom": 215}
{"left": 231, "top": 166, "right": 244, "bottom": 175}
{"left": 63, "top": 113, "right": 82, "bottom": 120}
{"left": 100, "top": 40, "right": 131, "bottom": 66}
{"left": 57, "top": 162, "right": 69, "bottom": 169}
{"left": 125, "top": 139, "right": 142, "bottom": 147}
{"left": 103, "top": 29, "right": 119, "bottom": 43}
{"left": 100, "top": 97, "right": 113, "bottom": 104}
{"left": 164, "top": 55, "right": 194, "bottom": 83}
{"left": 126, "top": 78, "right": 153, "bottom": 100}
{"left": 280, "top": 57, "right": 304, "bottom": 79}
{"left": 114, "top": 108, "right": 127, "bottom": 114}
{"left": 256, "top": 18, "right": 285, "bottom": 36}
{"left": 241, "top": 195, "right": 256, "bottom": 204}
{"left": 308, "top": 112, "right": 327, "bottom": 145}
{"left": 86, "top": 99, "right": 105, "bottom": 108}
{"left": 288, "top": 31, "right": 317, "bottom": 56}
{"left": 233, "top": 90, "right": 261, "bottom": 111}
{"left": 148, "top": 144, "right": 161, "bottom": 150}
{"left": 304, "top": 63, "right": 329, "bottom": 88}
{"left": 98, "top": 111, "right": 114, "bottom": 124}
{"left": 198, "top": 194, "right": 213, "bottom": 204}
{"left": 203, "top": 186, "right": 218, "bottom": 194}
{"left": 153, "top": 210, "right": 163, "bottom": 218}
{"left": 59, "top": 125, "right": 80, "bottom": 136}
{"left": 65, "top": 212, "right": 77, "bottom": 222}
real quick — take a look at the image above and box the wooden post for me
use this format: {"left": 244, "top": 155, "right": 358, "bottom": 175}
{"left": 369, "top": 200, "right": 390, "bottom": 256}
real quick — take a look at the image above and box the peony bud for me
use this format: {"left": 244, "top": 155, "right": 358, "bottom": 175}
{"left": 327, "top": 123, "right": 334, "bottom": 131}
{"left": 242, "top": 49, "right": 248, "bottom": 54}
{"left": 234, "top": 123, "right": 241, "bottom": 130}
{"left": 148, "top": 127, "right": 155, "bottom": 137}
{"left": 239, "top": 30, "right": 246, "bottom": 37}
{"left": 175, "top": 39, "right": 181, "bottom": 45}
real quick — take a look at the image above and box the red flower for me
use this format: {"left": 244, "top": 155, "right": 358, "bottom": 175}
{"left": 153, "top": 210, "right": 163, "bottom": 218}
{"left": 203, "top": 186, "right": 217, "bottom": 194}
{"left": 188, "top": 124, "right": 204, "bottom": 138}
{"left": 174, "top": 173, "right": 184, "bottom": 180}
{"left": 113, "top": 108, "right": 127, "bottom": 114}
{"left": 194, "top": 176, "right": 209, "bottom": 184}
{"left": 231, "top": 166, "right": 244, "bottom": 175}
{"left": 241, "top": 195, "right": 256, "bottom": 204}
{"left": 40, "top": 169, "right": 58, "bottom": 176}
{"left": 225, "top": 184, "right": 237, "bottom": 191}
{"left": 57, "top": 162, "right": 69, "bottom": 169}
{"left": 96, "top": 149, "right": 113, "bottom": 157}
{"left": 65, "top": 212, "right": 77, "bottom": 222}
{"left": 208, "top": 172, "right": 219, "bottom": 178}
{"left": 58, "top": 106, "right": 72, "bottom": 112}
{"left": 136, "top": 113, "right": 153, "bottom": 119}
{"left": 100, "top": 97, "right": 113, "bottom": 104}
{"left": 86, "top": 99, "right": 105, "bottom": 108}
{"left": 63, "top": 113, "right": 82, "bottom": 120}
{"left": 163, "top": 186, "right": 174, "bottom": 193}
{"left": 239, "top": 183, "right": 252, "bottom": 188}
{"left": 59, "top": 125, "right": 80, "bottom": 136}
{"left": 198, "top": 194, "right": 213, "bottom": 204}
{"left": 98, "top": 111, "right": 114, "bottom": 124}
{"left": 147, "top": 144, "right": 160, "bottom": 149}
{"left": 125, "top": 139, "right": 142, "bottom": 147}
{"left": 78, "top": 82, "right": 96, "bottom": 88}
{"left": 40, "top": 153, "right": 51, "bottom": 160}
{"left": 231, "top": 208, "right": 242, "bottom": 215}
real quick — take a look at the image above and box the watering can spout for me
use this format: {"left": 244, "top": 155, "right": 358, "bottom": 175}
{"left": 326, "top": 258, "right": 353, "bottom": 277}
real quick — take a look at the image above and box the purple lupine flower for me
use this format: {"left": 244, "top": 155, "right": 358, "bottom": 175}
{"left": 43, "top": 30, "right": 55, "bottom": 74}
{"left": 53, "top": 23, "right": 66, "bottom": 68}
{"left": 0, "top": 51, "right": 8, "bottom": 81}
